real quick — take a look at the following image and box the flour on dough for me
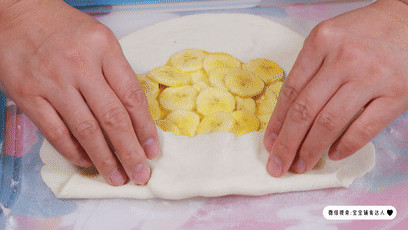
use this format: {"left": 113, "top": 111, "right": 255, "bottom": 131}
{"left": 40, "top": 13, "right": 375, "bottom": 199}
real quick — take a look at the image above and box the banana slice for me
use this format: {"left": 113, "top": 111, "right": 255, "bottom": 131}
{"left": 148, "top": 66, "right": 190, "bottom": 87}
{"left": 155, "top": 119, "right": 180, "bottom": 135}
{"left": 196, "top": 87, "right": 235, "bottom": 116}
{"left": 159, "top": 103, "right": 171, "bottom": 120}
{"left": 268, "top": 81, "right": 283, "bottom": 97}
{"left": 208, "top": 67, "right": 236, "bottom": 91}
{"left": 230, "top": 110, "right": 260, "bottom": 136}
{"left": 169, "top": 48, "right": 207, "bottom": 72}
{"left": 192, "top": 81, "right": 210, "bottom": 92}
{"left": 190, "top": 69, "right": 211, "bottom": 92}
{"left": 147, "top": 97, "right": 161, "bottom": 120}
{"left": 190, "top": 69, "right": 210, "bottom": 85}
{"left": 255, "top": 91, "right": 278, "bottom": 116}
{"left": 243, "top": 58, "right": 284, "bottom": 84}
{"left": 196, "top": 111, "right": 234, "bottom": 134}
{"left": 257, "top": 114, "right": 271, "bottom": 131}
{"left": 166, "top": 110, "right": 201, "bottom": 137}
{"left": 159, "top": 85, "right": 198, "bottom": 111}
{"left": 235, "top": 96, "right": 256, "bottom": 114}
{"left": 225, "top": 69, "right": 265, "bottom": 97}
{"left": 203, "top": 53, "right": 242, "bottom": 73}
{"left": 139, "top": 74, "right": 159, "bottom": 99}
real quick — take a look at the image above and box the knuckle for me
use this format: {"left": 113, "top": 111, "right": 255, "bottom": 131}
{"left": 73, "top": 119, "right": 99, "bottom": 139}
{"left": 121, "top": 84, "right": 148, "bottom": 109}
{"left": 353, "top": 122, "right": 374, "bottom": 141}
{"left": 45, "top": 125, "right": 70, "bottom": 144}
{"left": 289, "top": 100, "right": 314, "bottom": 123}
{"left": 86, "top": 24, "right": 116, "bottom": 48}
{"left": 339, "top": 123, "right": 374, "bottom": 154}
{"left": 280, "top": 83, "right": 300, "bottom": 103}
{"left": 338, "top": 137, "right": 361, "bottom": 155}
{"left": 96, "top": 156, "right": 115, "bottom": 172}
{"left": 316, "top": 111, "right": 339, "bottom": 132}
{"left": 308, "top": 20, "right": 335, "bottom": 47}
{"left": 299, "top": 148, "right": 315, "bottom": 161}
{"left": 275, "top": 140, "right": 291, "bottom": 155}
{"left": 117, "top": 149, "right": 137, "bottom": 163}
{"left": 101, "top": 105, "right": 129, "bottom": 129}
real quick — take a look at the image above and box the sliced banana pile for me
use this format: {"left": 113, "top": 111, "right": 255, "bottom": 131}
{"left": 139, "top": 48, "right": 284, "bottom": 137}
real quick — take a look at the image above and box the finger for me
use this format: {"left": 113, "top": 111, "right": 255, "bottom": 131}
{"left": 102, "top": 46, "right": 160, "bottom": 159}
{"left": 329, "top": 96, "right": 403, "bottom": 160}
{"left": 49, "top": 87, "right": 128, "bottom": 186}
{"left": 79, "top": 74, "right": 151, "bottom": 185}
{"left": 291, "top": 82, "right": 374, "bottom": 173}
{"left": 266, "top": 63, "right": 343, "bottom": 177}
{"left": 22, "top": 97, "right": 92, "bottom": 167}
{"left": 264, "top": 37, "right": 325, "bottom": 151}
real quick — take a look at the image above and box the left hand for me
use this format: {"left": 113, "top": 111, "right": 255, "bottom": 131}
{"left": 264, "top": 0, "right": 408, "bottom": 177}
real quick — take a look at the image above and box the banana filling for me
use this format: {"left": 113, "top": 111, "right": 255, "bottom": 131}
{"left": 141, "top": 48, "right": 285, "bottom": 136}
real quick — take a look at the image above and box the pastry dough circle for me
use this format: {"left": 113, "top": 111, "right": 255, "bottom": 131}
{"left": 40, "top": 13, "right": 375, "bottom": 199}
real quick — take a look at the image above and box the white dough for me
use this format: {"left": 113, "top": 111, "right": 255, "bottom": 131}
{"left": 40, "top": 13, "right": 375, "bottom": 199}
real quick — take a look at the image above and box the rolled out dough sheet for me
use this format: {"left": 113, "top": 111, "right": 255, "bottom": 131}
{"left": 40, "top": 13, "right": 375, "bottom": 199}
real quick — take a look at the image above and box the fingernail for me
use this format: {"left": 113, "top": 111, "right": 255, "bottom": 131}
{"left": 143, "top": 138, "right": 160, "bottom": 159}
{"left": 330, "top": 150, "right": 343, "bottom": 161}
{"left": 131, "top": 164, "right": 151, "bottom": 185}
{"left": 109, "top": 168, "right": 127, "bottom": 186}
{"left": 267, "top": 156, "right": 282, "bottom": 177}
{"left": 293, "top": 158, "right": 306, "bottom": 174}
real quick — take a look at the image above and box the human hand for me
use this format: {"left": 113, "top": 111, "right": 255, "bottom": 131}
{"left": 0, "top": 0, "right": 159, "bottom": 185}
{"left": 264, "top": 0, "right": 408, "bottom": 177}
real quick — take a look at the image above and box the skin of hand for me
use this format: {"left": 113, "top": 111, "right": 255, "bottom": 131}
{"left": 264, "top": 0, "right": 408, "bottom": 177}
{"left": 0, "top": 0, "right": 160, "bottom": 186}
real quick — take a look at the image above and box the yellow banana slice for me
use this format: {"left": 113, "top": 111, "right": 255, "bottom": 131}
{"left": 255, "top": 91, "right": 278, "bottom": 116}
{"left": 230, "top": 110, "right": 260, "bottom": 136}
{"left": 267, "top": 81, "right": 283, "bottom": 97}
{"left": 138, "top": 74, "right": 159, "bottom": 99}
{"left": 190, "top": 69, "right": 210, "bottom": 85}
{"left": 196, "top": 87, "right": 235, "bottom": 116}
{"left": 243, "top": 58, "right": 284, "bottom": 84}
{"left": 169, "top": 48, "right": 207, "bottom": 72}
{"left": 159, "top": 103, "right": 171, "bottom": 120}
{"left": 148, "top": 66, "right": 190, "bottom": 87}
{"left": 224, "top": 69, "right": 265, "bottom": 97}
{"left": 203, "top": 52, "right": 242, "bottom": 73}
{"left": 159, "top": 85, "right": 198, "bottom": 111}
{"left": 208, "top": 67, "right": 235, "bottom": 91}
{"left": 192, "top": 81, "right": 210, "bottom": 92}
{"left": 189, "top": 69, "right": 211, "bottom": 92}
{"left": 166, "top": 110, "right": 201, "bottom": 137}
{"left": 155, "top": 119, "right": 181, "bottom": 135}
{"left": 147, "top": 97, "right": 161, "bottom": 120}
{"left": 235, "top": 96, "right": 256, "bottom": 114}
{"left": 257, "top": 114, "right": 271, "bottom": 131}
{"left": 196, "top": 111, "right": 234, "bottom": 134}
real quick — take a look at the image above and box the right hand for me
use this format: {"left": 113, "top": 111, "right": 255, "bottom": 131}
{"left": 0, "top": 0, "right": 159, "bottom": 186}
